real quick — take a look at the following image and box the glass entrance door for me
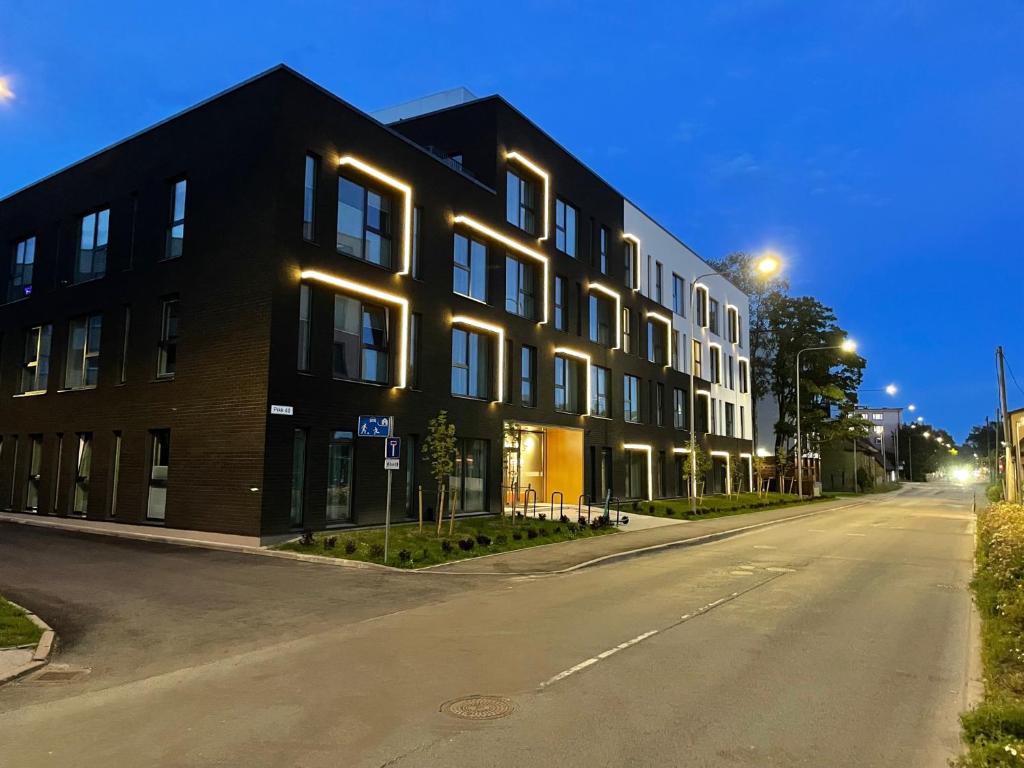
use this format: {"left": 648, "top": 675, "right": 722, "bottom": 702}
{"left": 326, "top": 430, "right": 354, "bottom": 524}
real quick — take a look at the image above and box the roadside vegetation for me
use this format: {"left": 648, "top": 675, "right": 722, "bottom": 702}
{"left": 277, "top": 514, "right": 618, "bottom": 569}
{"left": 957, "top": 500, "right": 1024, "bottom": 766}
{"left": 0, "top": 596, "right": 42, "bottom": 648}
{"left": 636, "top": 491, "right": 837, "bottom": 521}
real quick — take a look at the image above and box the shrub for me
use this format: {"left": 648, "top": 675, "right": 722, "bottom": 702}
{"left": 527, "top": 528, "right": 538, "bottom": 539}
{"left": 344, "top": 540, "right": 357, "bottom": 555}
{"left": 475, "top": 534, "right": 492, "bottom": 547}
{"left": 368, "top": 543, "right": 385, "bottom": 559}
{"left": 988, "top": 483, "right": 1005, "bottom": 503}
{"left": 538, "top": 513, "right": 547, "bottom": 521}
{"left": 495, "top": 534, "right": 508, "bottom": 545}
{"left": 441, "top": 539, "right": 454, "bottom": 553}
{"left": 299, "top": 529, "right": 315, "bottom": 547}
{"left": 632, "top": 500, "right": 641, "bottom": 511}
{"left": 560, "top": 514, "right": 570, "bottom": 524}
{"left": 324, "top": 536, "right": 338, "bottom": 550}
{"left": 665, "top": 508, "right": 676, "bottom": 516}
{"left": 539, "top": 526, "right": 550, "bottom": 537}
{"left": 420, "top": 548, "right": 429, "bottom": 561}
{"left": 458, "top": 537, "right": 475, "bottom": 551}
{"left": 554, "top": 525, "right": 562, "bottom": 534}
{"left": 567, "top": 522, "right": 579, "bottom": 534}
{"left": 398, "top": 549, "right": 412, "bottom": 563}
{"left": 512, "top": 531, "right": 523, "bottom": 541}
{"left": 648, "top": 504, "right": 655, "bottom": 515}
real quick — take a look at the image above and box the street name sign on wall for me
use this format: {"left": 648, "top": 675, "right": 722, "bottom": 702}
{"left": 357, "top": 415, "right": 392, "bottom": 437}
{"left": 270, "top": 404, "right": 293, "bottom": 416}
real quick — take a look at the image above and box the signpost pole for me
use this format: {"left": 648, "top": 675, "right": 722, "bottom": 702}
{"left": 384, "top": 467, "right": 392, "bottom": 564}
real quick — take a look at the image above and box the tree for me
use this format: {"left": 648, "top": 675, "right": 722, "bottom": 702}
{"left": 422, "top": 411, "right": 457, "bottom": 536}
{"left": 752, "top": 455, "right": 771, "bottom": 496}
{"left": 681, "top": 445, "right": 712, "bottom": 499}
{"left": 729, "top": 450, "right": 746, "bottom": 495}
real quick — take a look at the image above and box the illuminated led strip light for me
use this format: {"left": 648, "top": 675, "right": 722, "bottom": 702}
{"left": 506, "top": 151, "right": 550, "bottom": 241}
{"left": 452, "top": 315, "right": 506, "bottom": 403}
{"left": 710, "top": 450, "right": 732, "bottom": 493}
{"left": 623, "top": 443, "right": 653, "bottom": 501}
{"left": 588, "top": 282, "right": 622, "bottom": 349}
{"left": 453, "top": 215, "right": 550, "bottom": 324}
{"left": 646, "top": 311, "right": 673, "bottom": 367}
{"left": 623, "top": 234, "right": 642, "bottom": 291}
{"left": 554, "top": 346, "right": 593, "bottom": 416}
{"left": 301, "top": 269, "right": 409, "bottom": 389}
{"left": 338, "top": 155, "right": 413, "bottom": 276}
{"left": 740, "top": 452, "right": 754, "bottom": 492}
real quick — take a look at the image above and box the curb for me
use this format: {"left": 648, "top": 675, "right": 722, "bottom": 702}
{"left": 0, "top": 601, "right": 56, "bottom": 686}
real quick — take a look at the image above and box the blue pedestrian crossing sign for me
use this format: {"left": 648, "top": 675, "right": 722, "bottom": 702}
{"left": 357, "top": 415, "right": 392, "bottom": 437}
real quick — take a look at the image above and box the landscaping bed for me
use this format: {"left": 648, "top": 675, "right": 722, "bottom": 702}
{"left": 0, "top": 596, "right": 42, "bottom": 648}
{"left": 956, "top": 500, "right": 1024, "bottom": 766}
{"left": 275, "top": 514, "right": 618, "bottom": 569}
{"left": 634, "top": 492, "right": 837, "bottom": 521}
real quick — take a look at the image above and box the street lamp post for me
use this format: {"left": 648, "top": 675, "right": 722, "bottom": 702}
{"left": 796, "top": 339, "right": 856, "bottom": 497}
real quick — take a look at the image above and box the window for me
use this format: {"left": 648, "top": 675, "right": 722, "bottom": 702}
{"left": 333, "top": 295, "right": 388, "bottom": 384}
{"left": 591, "top": 365, "right": 611, "bottom": 417}
{"left": 646, "top": 320, "right": 666, "bottom": 365}
{"left": 337, "top": 177, "right": 393, "bottom": 268}
{"left": 554, "top": 275, "right": 568, "bottom": 331}
{"left": 625, "top": 449, "right": 646, "bottom": 500}
{"left": 25, "top": 436, "right": 42, "bottom": 512}
{"left": 157, "top": 299, "right": 179, "bottom": 379}
{"left": 411, "top": 206, "right": 423, "bottom": 279}
{"left": 696, "top": 286, "right": 708, "bottom": 327}
{"left": 709, "top": 298, "right": 720, "bottom": 335}
{"left": 671, "top": 329, "right": 681, "bottom": 371}
{"left": 727, "top": 306, "right": 739, "bottom": 343}
{"left": 408, "top": 313, "right": 421, "bottom": 388}
{"left": 739, "top": 359, "right": 749, "bottom": 393}
{"left": 291, "top": 429, "right": 307, "bottom": 527}
{"left": 72, "top": 433, "right": 93, "bottom": 515}
{"left": 76, "top": 209, "right": 109, "bottom": 283}
{"left": 520, "top": 345, "right": 536, "bottom": 407}
{"left": 119, "top": 306, "right": 130, "bottom": 383}
{"left": 453, "top": 233, "right": 488, "bottom": 302}
{"left": 303, "top": 155, "right": 318, "bottom": 241}
{"left": 740, "top": 405, "right": 746, "bottom": 439}
{"left": 7, "top": 236, "right": 35, "bottom": 302}
{"left": 555, "top": 199, "right": 577, "bottom": 257}
{"left": 727, "top": 354, "right": 735, "bottom": 389}
{"left": 710, "top": 346, "right": 721, "bottom": 384}
{"left": 655, "top": 262, "right": 663, "bottom": 304}
{"left": 298, "top": 285, "right": 311, "bottom": 372}
{"left": 451, "top": 328, "right": 491, "bottom": 399}
{"left": 673, "top": 388, "right": 686, "bottom": 429}
{"left": 655, "top": 382, "right": 665, "bottom": 426}
{"left": 672, "top": 274, "right": 685, "bottom": 316}
{"left": 623, "top": 374, "right": 641, "bottom": 423}
{"left": 692, "top": 339, "right": 703, "bottom": 379}
{"left": 147, "top": 430, "right": 170, "bottom": 521}
{"left": 110, "top": 432, "right": 122, "bottom": 517}
{"left": 505, "top": 254, "right": 537, "bottom": 319}
{"left": 554, "top": 355, "right": 583, "bottom": 414}
{"left": 588, "top": 294, "right": 613, "bottom": 347}
{"left": 503, "top": 339, "right": 513, "bottom": 404}
{"left": 711, "top": 397, "right": 718, "bottom": 433}
{"left": 451, "top": 438, "right": 490, "bottom": 513}
{"left": 20, "top": 324, "right": 52, "bottom": 394}
{"left": 725, "top": 403, "right": 736, "bottom": 437}
{"left": 506, "top": 170, "right": 537, "bottom": 234}
{"left": 65, "top": 314, "right": 102, "bottom": 389}
{"left": 737, "top": 313, "right": 743, "bottom": 348}
{"left": 326, "top": 431, "right": 354, "bottom": 524}
{"left": 164, "top": 179, "right": 187, "bottom": 260}
{"left": 622, "top": 307, "right": 633, "bottom": 353}
{"left": 624, "top": 239, "right": 636, "bottom": 289}
{"left": 599, "top": 226, "right": 609, "bottom": 274}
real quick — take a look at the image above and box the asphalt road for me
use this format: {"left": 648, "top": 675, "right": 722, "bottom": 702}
{"left": 0, "top": 483, "right": 978, "bottom": 767}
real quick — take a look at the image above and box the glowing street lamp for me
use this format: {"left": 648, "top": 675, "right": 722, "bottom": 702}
{"left": 885, "top": 383, "right": 898, "bottom": 396}
{"left": 796, "top": 338, "right": 857, "bottom": 496}
{"left": 0, "top": 77, "right": 14, "bottom": 103}
{"left": 908, "top": 404, "right": 916, "bottom": 412}
{"left": 755, "top": 251, "right": 782, "bottom": 277}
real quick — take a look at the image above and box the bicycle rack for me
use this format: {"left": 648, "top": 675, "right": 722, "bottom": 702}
{"left": 606, "top": 497, "right": 623, "bottom": 526}
{"left": 550, "top": 491, "right": 564, "bottom": 521}
{"left": 523, "top": 486, "right": 538, "bottom": 519}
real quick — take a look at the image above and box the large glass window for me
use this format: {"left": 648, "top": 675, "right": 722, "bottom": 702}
{"left": 696, "top": 287, "right": 708, "bottom": 327}
{"left": 337, "top": 177, "right": 392, "bottom": 268}
{"left": 655, "top": 382, "right": 665, "bottom": 426}
{"left": 625, "top": 450, "right": 646, "bottom": 499}
{"left": 647, "top": 320, "right": 666, "bottom": 365}
{"left": 298, "top": 285, "right": 311, "bottom": 372}
{"left": 164, "top": 179, "right": 187, "bottom": 260}
{"left": 303, "top": 154, "right": 318, "bottom": 241}
{"left": 727, "top": 306, "right": 739, "bottom": 343}
{"left": 110, "top": 432, "right": 122, "bottom": 517}
{"left": 451, "top": 438, "right": 489, "bottom": 514}
{"left": 555, "top": 199, "right": 577, "bottom": 257}
{"left": 673, "top": 388, "right": 686, "bottom": 429}
{"left": 655, "top": 262, "right": 663, "bottom": 304}
{"left": 333, "top": 295, "right": 389, "bottom": 384}
{"left": 408, "top": 313, "right": 421, "bottom": 388}
{"left": 65, "top": 314, "right": 102, "bottom": 389}
{"left": 158, "top": 299, "right": 179, "bottom": 378}
{"left": 623, "top": 374, "right": 640, "bottom": 423}
{"left": 72, "top": 433, "right": 93, "bottom": 515}
{"left": 76, "top": 209, "right": 109, "bottom": 283}
{"left": 554, "top": 275, "right": 568, "bottom": 331}
{"left": 20, "top": 324, "right": 52, "bottom": 394}
{"left": 25, "top": 436, "right": 42, "bottom": 512}
{"left": 147, "top": 430, "right": 170, "bottom": 521}
{"left": 710, "top": 346, "right": 721, "bottom": 384}
{"left": 506, "top": 170, "right": 537, "bottom": 234}
{"left": 326, "top": 431, "right": 353, "bottom": 524}
{"left": 692, "top": 339, "right": 703, "bottom": 379}
{"left": 453, "top": 233, "right": 487, "bottom": 302}
{"left": 725, "top": 403, "right": 736, "bottom": 437}
{"left": 624, "top": 240, "right": 635, "bottom": 289}
{"left": 505, "top": 254, "right": 537, "bottom": 319}
{"left": 709, "top": 298, "right": 720, "bottom": 335}
{"left": 589, "top": 294, "right": 612, "bottom": 347}
{"left": 599, "top": 226, "right": 609, "bottom": 274}
{"left": 622, "top": 307, "right": 633, "bottom": 353}
{"left": 554, "top": 355, "right": 582, "bottom": 414}
{"left": 451, "top": 328, "right": 491, "bottom": 399}
{"left": 591, "top": 365, "right": 611, "bottom": 418}
{"left": 291, "top": 428, "right": 307, "bottom": 527}
{"left": 7, "top": 236, "right": 35, "bottom": 302}
{"left": 672, "top": 274, "right": 685, "bottom": 316}
{"left": 739, "top": 359, "right": 749, "bottom": 393}
{"left": 520, "top": 345, "right": 536, "bottom": 407}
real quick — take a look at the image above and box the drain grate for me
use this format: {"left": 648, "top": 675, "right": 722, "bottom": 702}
{"left": 30, "top": 666, "right": 89, "bottom": 684}
{"left": 440, "top": 695, "right": 514, "bottom": 720}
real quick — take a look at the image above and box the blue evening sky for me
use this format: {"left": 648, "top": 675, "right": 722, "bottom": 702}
{"left": 2, "top": 1, "right": 1021, "bottom": 439}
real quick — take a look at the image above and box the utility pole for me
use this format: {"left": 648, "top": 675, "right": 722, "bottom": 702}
{"left": 997, "top": 346, "right": 1016, "bottom": 501}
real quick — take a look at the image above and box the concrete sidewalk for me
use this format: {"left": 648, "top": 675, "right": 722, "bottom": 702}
{"left": 424, "top": 495, "right": 873, "bottom": 574}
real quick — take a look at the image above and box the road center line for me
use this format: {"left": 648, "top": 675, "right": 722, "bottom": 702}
{"left": 540, "top": 630, "right": 659, "bottom": 687}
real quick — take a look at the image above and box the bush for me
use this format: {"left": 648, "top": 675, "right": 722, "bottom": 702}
{"left": 988, "top": 483, "right": 1005, "bottom": 503}
{"left": 665, "top": 508, "right": 676, "bottom": 516}
{"left": 475, "top": 534, "right": 492, "bottom": 547}
{"left": 539, "top": 526, "right": 550, "bottom": 537}
{"left": 420, "top": 548, "right": 429, "bottom": 561}
{"left": 324, "top": 536, "right": 338, "bottom": 550}
{"left": 398, "top": 549, "right": 412, "bottom": 563}
{"left": 368, "top": 543, "right": 385, "bottom": 559}
{"left": 553, "top": 525, "right": 561, "bottom": 534}
{"left": 495, "top": 533, "right": 508, "bottom": 545}
{"left": 648, "top": 504, "right": 655, "bottom": 515}
{"left": 538, "top": 513, "right": 547, "bottom": 521}
{"left": 560, "top": 514, "right": 571, "bottom": 524}
{"left": 526, "top": 528, "right": 538, "bottom": 539}
{"left": 632, "top": 500, "right": 641, "bottom": 511}
{"left": 458, "top": 538, "right": 475, "bottom": 551}
{"left": 512, "top": 531, "right": 523, "bottom": 541}
{"left": 567, "top": 522, "right": 579, "bottom": 534}
{"left": 299, "top": 529, "right": 315, "bottom": 547}
{"left": 578, "top": 515, "right": 588, "bottom": 526}
{"left": 344, "top": 540, "right": 357, "bottom": 555}
{"left": 441, "top": 539, "right": 453, "bottom": 553}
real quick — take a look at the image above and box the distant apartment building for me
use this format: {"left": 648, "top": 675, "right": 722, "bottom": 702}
{"left": 0, "top": 66, "right": 753, "bottom": 542}
{"left": 854, "top": 406, "right": 903, "bottom": 481}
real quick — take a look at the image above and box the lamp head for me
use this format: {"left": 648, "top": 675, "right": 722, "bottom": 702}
{"left": 840, "top": 339, "right": 857, "bottom": 353}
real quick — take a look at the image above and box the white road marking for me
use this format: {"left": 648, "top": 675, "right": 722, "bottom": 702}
{"left": 808, "top": 529, "right": 827, "bottom": 533}
{"left": 730, "top": 571, "right": 755, "bottom": 576}
{"left": 753, "top": 545, "right": 776, "bottom": 549}
{"left": 846, "top": 533, "right": 867, "bottom": 537}
{"left": 540, "top": 630, "right": 659, "bottom": 687}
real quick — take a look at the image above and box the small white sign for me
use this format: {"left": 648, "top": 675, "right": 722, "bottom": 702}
{"left": 384, "top": 458, "right": 400, "bottom": 471}
{"left": 270, "top": 404, "right": 294, "bottom": 416}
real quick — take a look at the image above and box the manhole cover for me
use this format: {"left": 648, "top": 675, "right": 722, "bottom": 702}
{"left": 440, "top": 695, "right": 514, "bottom": 720}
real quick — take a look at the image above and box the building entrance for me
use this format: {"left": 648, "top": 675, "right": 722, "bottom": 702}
{"left": 503, "top": 422, "right": 583, "bottom": 507}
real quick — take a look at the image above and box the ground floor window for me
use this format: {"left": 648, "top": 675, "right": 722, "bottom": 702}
{"left": 72, "top": 432, "right": 93, "bottom": 515}
{"left": 450, "top": 438, "right": 489, "bottom": 514}
{"left": 25, "top": 435, "right": 42, "bottom": 512}
{"left": 326, "top": 430, "right": 354, "bottom": 524}
{"left": 404, "top": 434, "right": 418, "bottom": 518}
{"left": 290, "top": 429, "right": 307, "bottom": 527}
{"left": 110, "top": 432, "right": 122, "bottom": 517}
{"left": 147, "top": 430, "right": 170, "bottom": 521}
{"left": 656, "top": 451, "right": 666, "bottom": 499}
{"left": 625, "top": 449, "right": 647, "bottom": 500}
